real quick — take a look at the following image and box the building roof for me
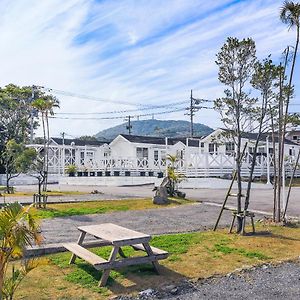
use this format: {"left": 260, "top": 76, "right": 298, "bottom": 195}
{"left": 51, "top": 138, "right": 107, "bottom": 147}
{"left": 219, "top": 129, "right": 298, "bottom": 146}
{"left": 120, "top": 134, "right": 201, "bottom": 147}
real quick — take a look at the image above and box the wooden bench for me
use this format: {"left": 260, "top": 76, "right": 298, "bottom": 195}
{"left": 63, "top": 243, "right": 109, "bottom": 269}
{"left": 131, "top": 244, "right": 169, "bottom": 259}
{"left": 63, "top": 223, "right": 169, "bottom": 287}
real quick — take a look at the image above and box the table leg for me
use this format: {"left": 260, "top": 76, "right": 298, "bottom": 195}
{"left": 118, "top": 247, "right": 126, "bottom": 258}
{"left": 69, "top": 231, "right": 86, "bottom": 264}
{"left": 99, "top": 246, "right": 119, "bottom": 287}
{"left": 142, "top": 243, "right": 160, "bottom": 274}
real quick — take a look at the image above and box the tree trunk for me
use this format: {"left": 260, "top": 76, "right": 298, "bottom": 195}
{"left": 270, "top": 108, "right": 277, "bottom": 222}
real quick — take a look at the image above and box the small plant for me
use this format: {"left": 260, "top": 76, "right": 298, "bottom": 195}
{"left": 66, "top": 165, "right": 77, "bottom": 177}
{"left": 0, "top": 203, "right": 42, "bottom": 299}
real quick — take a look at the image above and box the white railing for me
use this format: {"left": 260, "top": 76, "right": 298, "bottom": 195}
{"left": 43, "top": 152, "right": 300, "bottom": 178}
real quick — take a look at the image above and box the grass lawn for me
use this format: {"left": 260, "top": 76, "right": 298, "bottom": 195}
{"left": 30, "top": 198, "right": 194, "bottom": 219}
{"left": 15, "top": 224, "right": 300, "bottom": 300}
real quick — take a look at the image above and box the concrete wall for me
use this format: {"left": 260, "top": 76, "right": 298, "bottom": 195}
{"left": 0, "top": 174, "right": 61, "bottom": 186}
{"left": 154, "top": 177, "right": 272, "bottom": 190}
{"left": 59, "top": 176, "right": 156, "bottom": 186}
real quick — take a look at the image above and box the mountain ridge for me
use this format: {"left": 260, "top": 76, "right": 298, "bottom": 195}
{"left": 95, "top": 119, "right": 213, "bottom": 140}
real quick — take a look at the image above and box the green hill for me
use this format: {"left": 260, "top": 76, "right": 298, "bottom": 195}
{"left": 95, "top": 119, "right": 213, "bottom": 140}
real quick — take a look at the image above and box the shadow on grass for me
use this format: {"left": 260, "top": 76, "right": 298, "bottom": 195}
{"left": 71, "top": 260, "right": 185, "bottom": 295}
{"left": 242, "top": 230, "right": 300, "bottom": 242}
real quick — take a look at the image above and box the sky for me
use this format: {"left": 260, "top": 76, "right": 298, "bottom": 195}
{"left": 0, "top": 0, "right": 299, "bottom": 138}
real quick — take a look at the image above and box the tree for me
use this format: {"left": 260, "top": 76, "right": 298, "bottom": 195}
{"left": 0, "top": 140, "right": 23, "bottom": 194}
{"left": 15, "top": 148, "right": 46, "bottom": 200}
{"left": 244, "top": 59, "right": 282, "bottom": 212}
{"left": 0, "top": 203, "right": 41, "bottom": 300}
{"left": 277, "top": 1, "right": 300, "bottom": 221}
{"left": 0, "top": 85, "right": 36, "bottom": 175}
{"left": 214, "top": 37, "right": 257, "bottom": 233}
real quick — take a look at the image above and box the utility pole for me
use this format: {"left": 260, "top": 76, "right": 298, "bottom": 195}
{"left": 125, "top": 116, "right": 132, "bottom": 135}
{"left": 185, "top": 90, "right": 202, "bottom": 137}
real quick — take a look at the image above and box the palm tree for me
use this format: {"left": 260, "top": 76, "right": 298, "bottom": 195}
{"left": 0, "top": 203, "right": 41, "bottom": 299}
{"left": 32, "top": 95, "right": 59, "bottom": 193}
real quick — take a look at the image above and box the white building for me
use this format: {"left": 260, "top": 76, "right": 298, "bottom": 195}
{"left": 27, "top": 129, "right": 300, "bottom": 179}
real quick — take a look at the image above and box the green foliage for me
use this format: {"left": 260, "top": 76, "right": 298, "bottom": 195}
{"left": 213, "top": 243, "right": 270, "bottom": 260}
{"left": 280, "top": 1, "right": 300, "bottom": 29}
{"left": 95, "top": 119, "right": 213, "bottom": 140}
{"left": 65, "top": 164, "right": 77, "bottom": 175}
{"left": 166, "top": 154, "right": 185, "bottom": 196}
{"left": 0, "top": 84, "right": 34, "bottom": 147}
{"left": 35, "top": 205, "right": 130, "bottom": 219}
{"left": 0, "top": 203, "right": 41, "bottom": 298}
{"left": 2, "top": 260, "right": 37, "bottom": 300}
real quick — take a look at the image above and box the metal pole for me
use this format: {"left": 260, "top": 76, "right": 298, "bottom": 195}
{"left": 62, "top": 132, "right": 65, "bottom": 175}
{"left": 190, "top": 90, "right": 193, "bottom": 138}
{"left": 165, "top": 137, "right": 168, "bottom": 176}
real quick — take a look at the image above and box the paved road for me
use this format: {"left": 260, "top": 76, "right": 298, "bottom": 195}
{"left": 10, "top": 183, "right": 300, "bottom": 218}
{"left": 41, "top": 203, "right": 233, "bottom": 245}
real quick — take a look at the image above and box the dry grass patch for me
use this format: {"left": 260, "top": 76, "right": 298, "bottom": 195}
{"left": 15, "top": 224, "right": 300, "bottom": 299}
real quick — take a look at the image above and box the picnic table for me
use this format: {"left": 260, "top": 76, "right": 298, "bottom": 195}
{"left": 63, "top": 223, "right": 168, "bottom": 286}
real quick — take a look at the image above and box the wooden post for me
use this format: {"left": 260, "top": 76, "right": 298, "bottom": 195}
{"left": 99, "top": 246, "right": 120, "bottom": 287}
{"left": 70, "top": 231, "right": 86, "bottom": 264}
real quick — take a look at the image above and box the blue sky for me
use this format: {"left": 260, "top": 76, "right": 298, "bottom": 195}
{"left": 0, "top": 0, "right": 299, "bottom": 137}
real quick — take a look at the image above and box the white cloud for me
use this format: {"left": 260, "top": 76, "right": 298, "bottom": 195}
{"left": 0, "top": 0, "right": 298, "bottom": 138}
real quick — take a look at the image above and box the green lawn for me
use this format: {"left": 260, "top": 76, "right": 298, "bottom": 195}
{"left": 16, "top": 224, "right": 300, "bottom": 299}
{"left": 31, "top": 198, "right": 195, "bottom": 219}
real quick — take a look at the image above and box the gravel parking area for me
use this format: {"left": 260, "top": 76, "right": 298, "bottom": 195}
{"left": 122, "top": 261, "right": 300, "bottom": 300}
{"left": 41, "top": 203, "right": 233, "bottom": 245}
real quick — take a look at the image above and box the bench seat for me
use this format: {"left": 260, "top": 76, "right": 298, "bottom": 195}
{"left": 63, "top": 243, "right": 109, "bottom": 268}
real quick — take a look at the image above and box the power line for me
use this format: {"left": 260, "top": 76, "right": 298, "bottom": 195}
{"left": 56, "top": 100, "right": 187, "bottom": 115}
{"left": 49, "top": 107, "right": 186, "bottom": 120}
{"left": 42, "top": 86, "right": 172, "bottom": 108}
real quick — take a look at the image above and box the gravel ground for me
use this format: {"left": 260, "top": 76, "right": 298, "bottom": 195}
{"left": 41, "top": 203, "right": 233, "bottom": 245}
{"left": 120, "top": 261, "right": 300, "bottom": 300}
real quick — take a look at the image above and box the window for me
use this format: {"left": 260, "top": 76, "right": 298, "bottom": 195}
{"left": 209, "top": 143, "right": 218, "bottom": 154}
{"left": 200, "top": 142, "right": 204, "bottom": 148}
{"left": 225, "top": 142, "right": 235, "bottom": 152}
{"left": 136, "top": 147, "right": 148, "bottom": 159}
{"left": 258, "top": 147, "right": 265, "bottom": 154}
{"left": 154, "top": 150, "right": 159, "bottom": 162}
{"left": 293, "top": 135, "right": 298, "bottom": 140}
{"left": 80, "top": 151, "right": 85, "bottom": 165}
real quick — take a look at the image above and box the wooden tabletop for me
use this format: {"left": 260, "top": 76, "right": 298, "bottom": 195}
{"left": 78, "top": 223, "right": 151, "bottom": 246}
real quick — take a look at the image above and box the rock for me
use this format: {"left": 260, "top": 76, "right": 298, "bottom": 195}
{"left": 170, "top": 287, "right": 178, "bottom": 295}
{"left": 153, "top": 195, "right": 169, "bottom": 204}
{"left": 139, "top": 288, "right": 155, "bottom": 297}
{"left": 153, "top": 186, "right": 169, "bottom": 204}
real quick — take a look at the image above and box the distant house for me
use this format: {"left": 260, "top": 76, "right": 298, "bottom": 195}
{"left": 26, "top": 129, "right": 300, "bottom": 178}
{"left": 201, "top": 128, "right": 299, "bottom": 157}
{"left": 28, "top": 137, "right": 110, "bottom": 174}
{"left": 109, "top": 134, "right": 201, "bottom": 171}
